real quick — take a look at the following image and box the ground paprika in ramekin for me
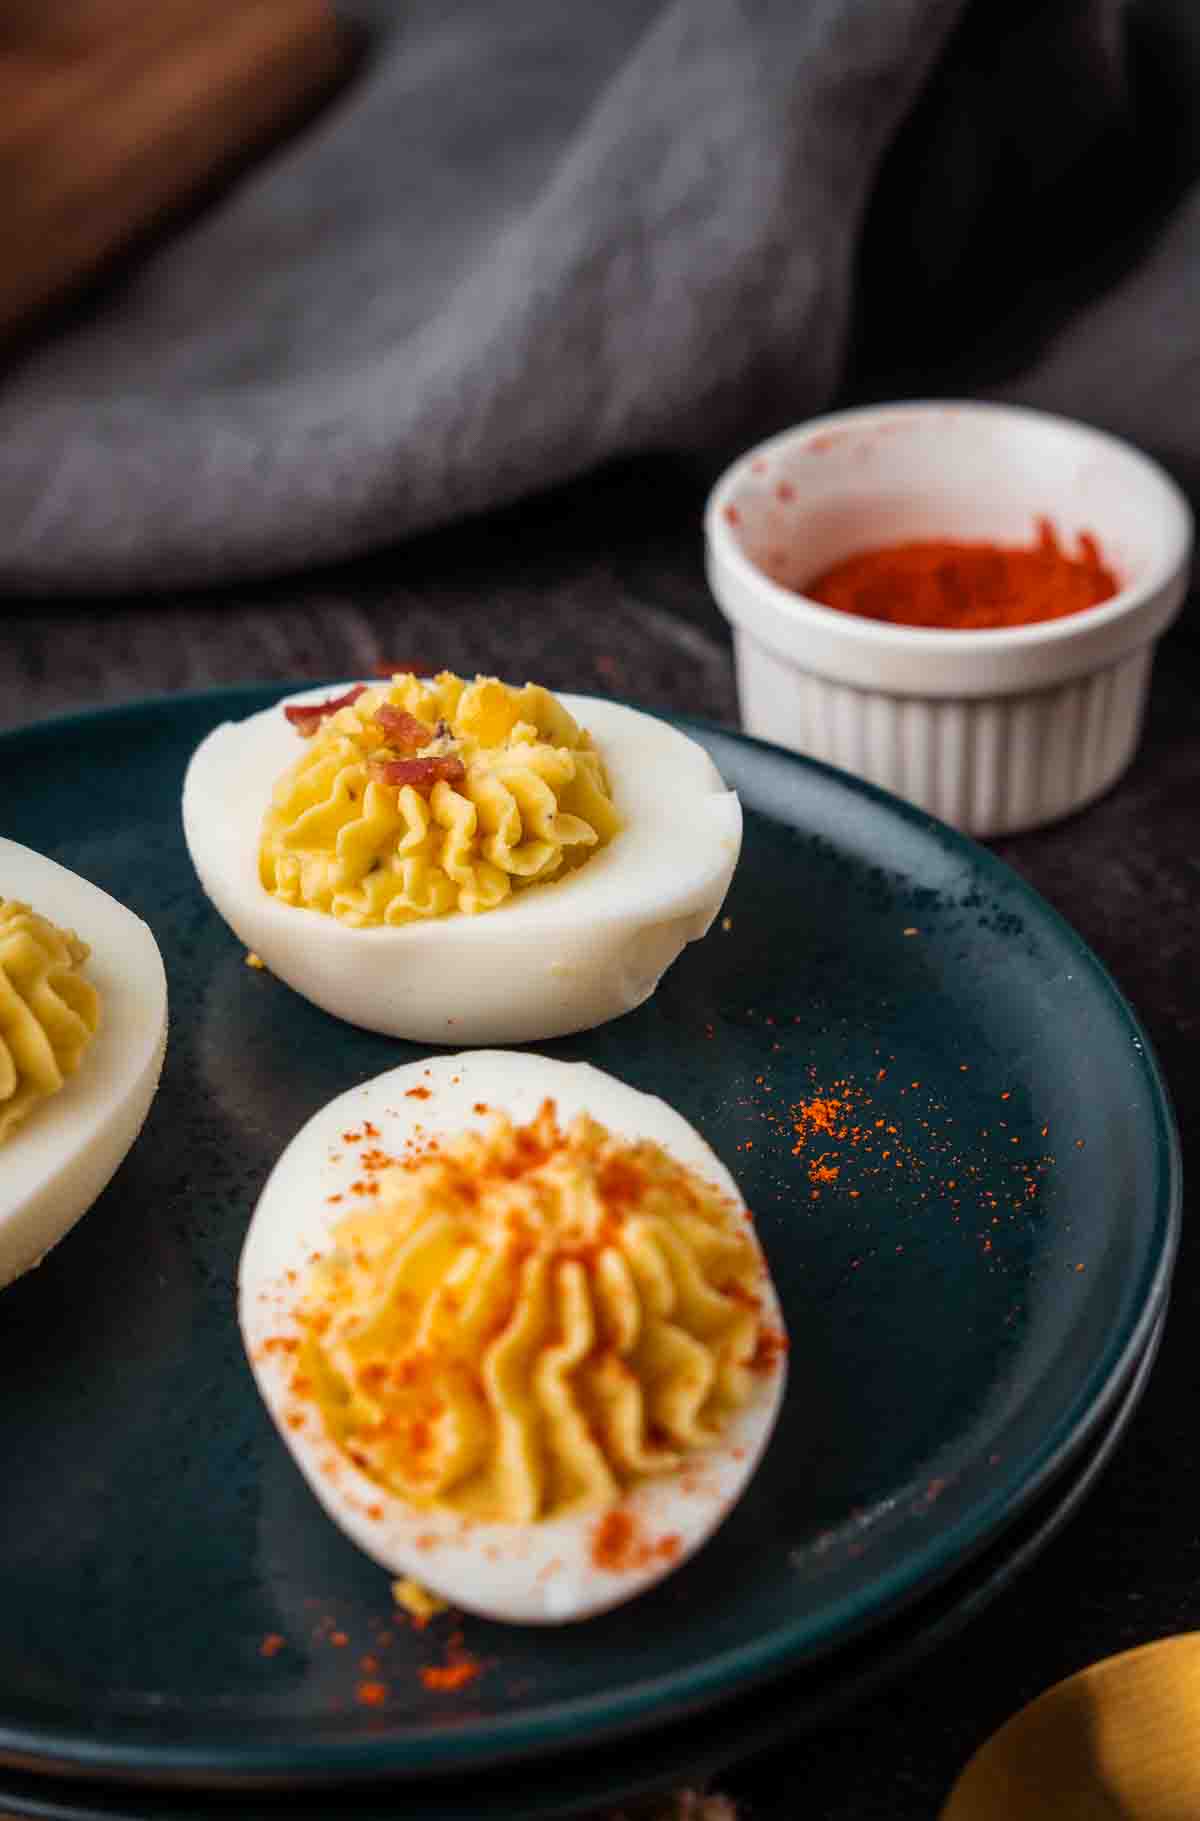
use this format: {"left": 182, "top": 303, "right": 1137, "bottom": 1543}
{"left": 802, "top": 519, "right": 1119, "bottom": 631}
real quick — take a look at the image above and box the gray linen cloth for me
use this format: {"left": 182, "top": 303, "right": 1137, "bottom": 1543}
{"left": 0, "top": 0, "right": 1195, "bottom": 594}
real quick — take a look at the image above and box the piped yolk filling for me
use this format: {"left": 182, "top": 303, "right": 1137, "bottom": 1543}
{"left": 294, "top": 1101, "right": 771, "bottom": 1523}
{"left": 260, "top": 673, "right": 622, "bottom": 928}
{"left": 0, "top": 901, "right": 101, "bottom": 1144}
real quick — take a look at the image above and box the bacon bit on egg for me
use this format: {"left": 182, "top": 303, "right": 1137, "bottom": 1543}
{"left": 373, "top": 704, "right": 433, "bottom": 751}
{"left": 367, "top": 754, "right": 466, "bottom": 793}
{"left": 284, "top": 684, "right": 367, "bottom": 736}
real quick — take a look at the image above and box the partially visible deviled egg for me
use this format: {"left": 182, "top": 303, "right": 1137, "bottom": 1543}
{"left": 239, "top": 1051, "right": 787, "bottom": 1624}
{"left": 182, "top": 675, "right": 741, "bottom": 1043}
{"left": 0, "top": 840, "right": 168, "bottom": 1288}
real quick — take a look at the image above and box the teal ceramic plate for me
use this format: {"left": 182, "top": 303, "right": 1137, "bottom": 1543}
{"left": 0, "top": 688, "right": 1180, "bottom": 1790}
{"left": 0, "top": 1304, "right": 1167, "bottom": 1821}
{"left": 0, "top": 1304, "right": 1165, "bottom": 1821}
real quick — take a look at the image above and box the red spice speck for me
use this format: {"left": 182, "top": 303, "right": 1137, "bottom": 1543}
{"left": 592, "top": 1510, "right": 636, "bottom": 1571}
{"left": 473, "top": 1102, "right": 489, "bottom": 1114}
{"left": 420, "top": 1660, "right": 482, "bottom": 1692}
{"left": 359, "top": 1148, "right": 395, "bottom": 1172}
{"left": 591, "top": 1509, "right": 682, "bottom": 1573}
{"left": 260, "top": 1633, "right": 285, "bottom": 1658}
{"left": 357, "top": 1681, "right": 389, "bottom": 1707}
{"left": 330, "top": 1631, "right": 349, "bottom": 1648}
{"left": 723, "top": 504, "right": 740, "bottom": 525}
{"left": 406, "top": 1086, "right": 432, "bottom": 1100}
{"left": 751, "top": 1327, "right": 788, "bottom": 1373}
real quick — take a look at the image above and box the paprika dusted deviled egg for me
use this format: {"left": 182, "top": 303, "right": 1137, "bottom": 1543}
{"left": 0, "top": 839, "right": 167, "bottom": 1288}
{"left": 239, "top": 1051, "right": 787, "bottom": 1624}
{"left": 182, "top": 673, "right": 741, "bottom": 1043}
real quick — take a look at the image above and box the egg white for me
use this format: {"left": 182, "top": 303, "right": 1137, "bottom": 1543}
{"left": 181, "top": 688, "right": 742, "bottom": 1044}
{"left": 0, "top": 840, "right": 168, "bottom": 1289}
{"left": 239, "top": 1051, "right": 787, "bottom": 1625}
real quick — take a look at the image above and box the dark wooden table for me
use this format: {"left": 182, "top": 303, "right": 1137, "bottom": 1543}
{"left": 2, "top": 455, "right": 1197, "bottom": 1819}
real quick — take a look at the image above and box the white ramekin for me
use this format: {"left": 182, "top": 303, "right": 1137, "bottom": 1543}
{"left": 704, "top": 402, "right": 1193, "bottom": 836}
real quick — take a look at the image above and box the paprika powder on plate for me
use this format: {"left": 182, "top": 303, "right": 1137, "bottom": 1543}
{"left": 803, "top": 518, "right": 1119, "bottom": 631}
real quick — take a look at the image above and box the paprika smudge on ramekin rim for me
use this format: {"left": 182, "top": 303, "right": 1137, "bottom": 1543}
{"left": 801, "top": 518, "right": 1119, "bottom": 633}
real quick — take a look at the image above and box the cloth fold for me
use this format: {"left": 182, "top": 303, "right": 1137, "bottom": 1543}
{"left": 0, "top": 0, "right": 1196, "bottom": 594}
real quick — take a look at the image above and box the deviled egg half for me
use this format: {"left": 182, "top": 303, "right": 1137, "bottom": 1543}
{"left": 0, "top": 839, "right": 167, "bottom": 1288}
{"left": 182, "top": 674, "right": 741, "bottom": 1043}
{"left": 239, "top": 1051, "right": 787, "bottom": 1624}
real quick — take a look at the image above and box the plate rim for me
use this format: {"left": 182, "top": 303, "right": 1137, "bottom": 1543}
{"left": 0, "top": 683, "right": 1183, "bottom": 1786}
